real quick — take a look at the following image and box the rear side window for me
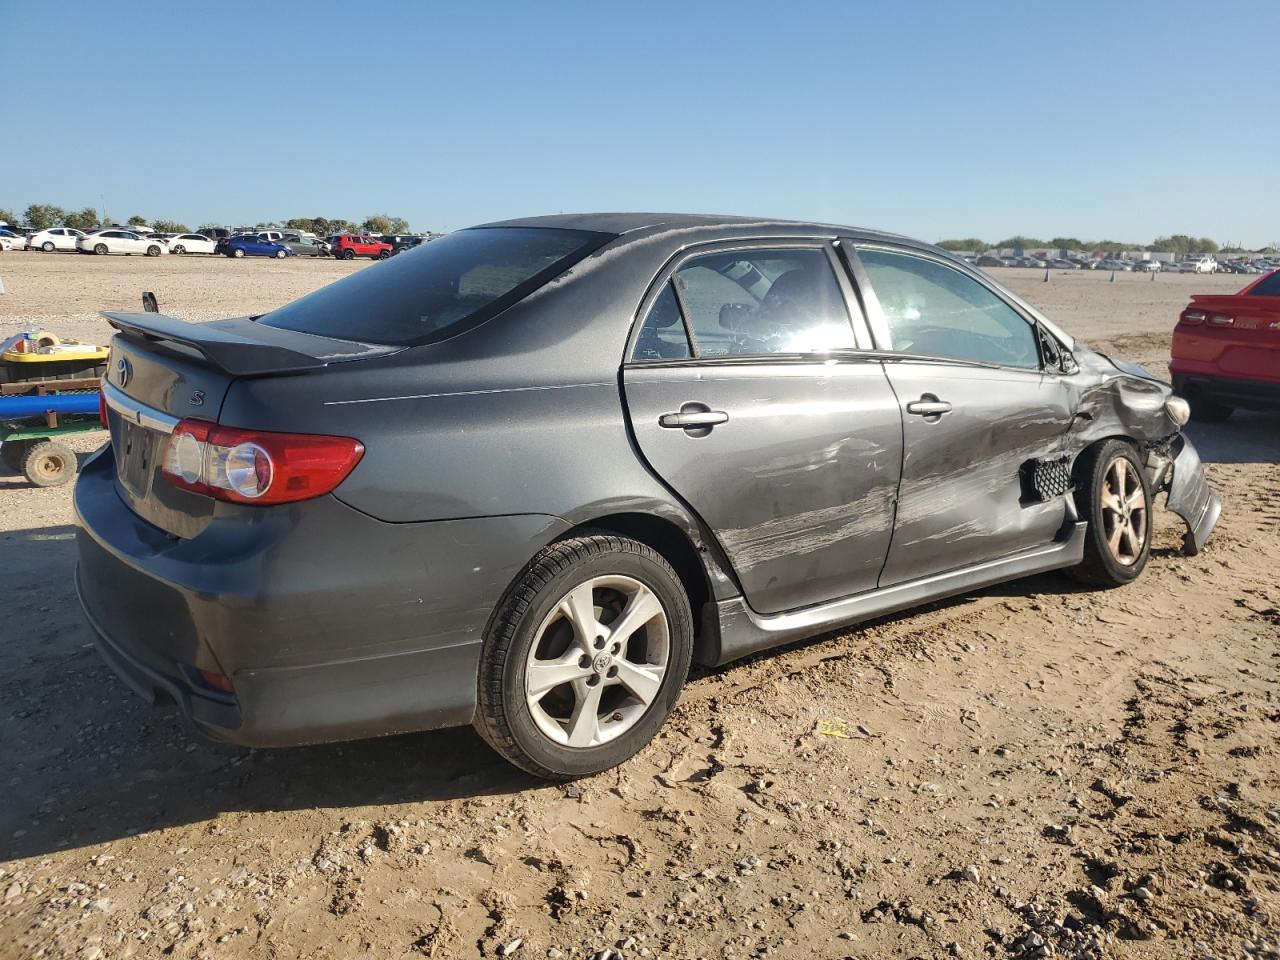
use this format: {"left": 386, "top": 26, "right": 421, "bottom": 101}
{"left": 1249, "top": 271, "right": 1280, "bottom": 297}
{"left": 668, "top": 248, "right": 855, "bottom": 357}
{"left": 259, "top": 227, "right": 612, "bottom": 346}
{"left": 633, "top": 283, "right": 691, "bottom": 360}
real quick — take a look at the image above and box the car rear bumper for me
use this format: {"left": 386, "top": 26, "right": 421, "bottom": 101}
{"left": 1171, "top": 369, "right": 1280, "bottom": 411}
{"left": 73, "top": 446, "right": 569, "bottom": 747}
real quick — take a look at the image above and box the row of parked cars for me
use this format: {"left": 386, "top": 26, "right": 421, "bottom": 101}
{"left": 969, "top": 252, "right": 1278, "bottom": 274}
{"left": 0, "top": 224, "right": 433, "bottom": 260}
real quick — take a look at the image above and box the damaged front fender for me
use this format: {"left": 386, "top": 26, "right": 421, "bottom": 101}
{"left": 1164, "top": 435, "right": 1221, "bottom": 555}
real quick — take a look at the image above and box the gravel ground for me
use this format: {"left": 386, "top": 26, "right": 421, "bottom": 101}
{"left": 0, "top": 254, "right": 1276, "bottom": 960}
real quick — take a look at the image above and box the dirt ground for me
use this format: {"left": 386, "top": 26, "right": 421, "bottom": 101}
{"left": 0, "top": 254, "right": 1276, "bottom": 960}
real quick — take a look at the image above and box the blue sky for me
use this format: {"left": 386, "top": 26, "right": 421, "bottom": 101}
{"left": 5, "top": 1, "right": 1279, "bottom": 245}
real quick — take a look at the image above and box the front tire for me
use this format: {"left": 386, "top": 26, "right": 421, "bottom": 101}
{"left": 146, "top": 245, "right": 161, "bottom": 257}
{"left": 275, "top": 249, "right": 286, "bottom": 259}
{"left": 1069, "top": 439, "right": 1152, "bottom": 587}
{"left": 475, "top": 534, "right": 693, "bottom": 780}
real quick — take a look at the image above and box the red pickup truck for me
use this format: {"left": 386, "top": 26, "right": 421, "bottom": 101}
{"left": 329, "top": 234, "right": 393, "bottom": 261}
{"left": 1171, "top": 270, "right": 1280, "bottom": 421}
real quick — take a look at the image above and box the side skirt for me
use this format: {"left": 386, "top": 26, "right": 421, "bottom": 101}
{"left": 705, "top": 522, "right": 1087, "bottom": 666}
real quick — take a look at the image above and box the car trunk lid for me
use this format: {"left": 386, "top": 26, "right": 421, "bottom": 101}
{"left": 1177, "top": 294, "right": 1280, "bottom": 380}
{"left": 101, "top": 312, "right": 398, "bottom": 537}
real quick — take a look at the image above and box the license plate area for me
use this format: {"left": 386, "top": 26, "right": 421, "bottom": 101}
{"left": 116, "top": 419, "right": 160, "bottom": 499}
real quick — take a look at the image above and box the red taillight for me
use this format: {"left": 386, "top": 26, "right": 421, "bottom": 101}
{"left": 198, "top": 669, "right": 233, "bottom": 693}
{"left": 1207, "top": 313, "right": 1234, "bottom": 327}
{"left": 1180, "top": 309, "right": 1206, "bottom": 326}
{"left": 98, "top": 389, "right": 109, "bottom": 429}
{"left": 161, "top": 420, "right": 364, "bottom": 505}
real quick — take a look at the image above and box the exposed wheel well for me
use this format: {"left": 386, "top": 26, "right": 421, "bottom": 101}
{"left": 558, "top": 513, "right": 713, "bottom": 659}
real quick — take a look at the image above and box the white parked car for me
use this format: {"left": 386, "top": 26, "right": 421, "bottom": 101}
{"left": 0, "top": 236, "right": 14, "bottom": 252}
{"left": 1191, "top": 257, "right": 1218, "bottom": 274}
{"left": 165, "top": 233, "right": 217, "bottom": 255}
{"left": 76, "top": 229, "right": 168, "bottom": 256}
{"left": 26, "top": 227, "right": 87, "bottom": 252}
{"left": 0, "top": 227, "right": 28, "bottom": 250}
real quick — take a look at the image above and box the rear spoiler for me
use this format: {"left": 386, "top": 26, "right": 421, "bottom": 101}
{"left": 102, "top": 312, "right": 399, "bottom": 377}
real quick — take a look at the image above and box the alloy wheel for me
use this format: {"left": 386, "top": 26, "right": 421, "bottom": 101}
{"left": 524, "top": 575, "right": 669, "bottom": 748}
{"left": 1100, "top": 456, "right": 1147, "bottom": 566}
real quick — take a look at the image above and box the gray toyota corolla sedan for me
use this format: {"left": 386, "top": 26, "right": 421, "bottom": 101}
{"left": 75, "top": 213, "right": 1220, "bottom": 778}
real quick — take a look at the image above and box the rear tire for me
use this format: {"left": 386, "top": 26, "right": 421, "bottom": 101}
{"left": 378, "top": 250, "right": 391, "bottom": 259}
{"left": 173, "top": 244, "right": 186, "bottom": 254}
{"left": 475, "top": 534, "right": 693, "bottom": 780}
{"left": 94, "top": 244, "right": 107, "bottom": 255}
{"left": 22, "top": 440, "right": 76, "bottom": 487}
{"left": 342, "top": 249, "right": 355, "bottom": 260}
{"left": 41, "top": 241, "right": 54, "bottom": 252}
{"left": 1191, "top": 395, "right": 1233, "bottom": 422}
{"left": 1068, "top": 439, "right": 1152, "bottom": 587}
{"left": 2, "top": 440, "right": 30, "bottom": 473}
{"left": 233, "top": 248, "right": 245, "bottom": 258}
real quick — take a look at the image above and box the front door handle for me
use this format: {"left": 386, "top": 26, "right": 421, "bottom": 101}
{"left": 659, "top": 402, "right": 728, "bottom": 436}
{"left": 906, "top": 395, "right": 953, "bottom": 418}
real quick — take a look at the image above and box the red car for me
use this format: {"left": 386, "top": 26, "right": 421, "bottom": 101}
{"left": 1171, "top": 270, "right": 1280, "bottom": 421}
{"left": 328, "top": 234, "right": 393, "bottom": 260}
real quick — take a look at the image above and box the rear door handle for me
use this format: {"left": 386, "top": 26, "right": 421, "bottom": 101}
{"left": 659, "top": 410, "right": 729, "bottom": 429}
{"left": 906, "top": 396, "right": 952, "bottom": 418}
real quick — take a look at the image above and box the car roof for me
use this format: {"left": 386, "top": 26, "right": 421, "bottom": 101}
{"left": 473, "top": 211, "right": 923, "bottom": 248}
{"left": 473, "top": 212, "right": 1074, "bottom": 350}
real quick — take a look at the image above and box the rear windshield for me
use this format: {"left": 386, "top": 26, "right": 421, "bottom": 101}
{"left": 258, "top": 226, "right": 612, "bottom": 346}
{"left": 1248, "top": 271, "right": 1280, "bottom": 297}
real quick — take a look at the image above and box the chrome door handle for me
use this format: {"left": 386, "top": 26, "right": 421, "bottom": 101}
{"left": 659, "top": 410, "right": 729, "bottom": 429}
{"left": 906, "top": 396, "right": 952, "bottom": 417}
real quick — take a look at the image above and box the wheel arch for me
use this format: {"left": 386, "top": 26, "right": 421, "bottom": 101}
{"left": 554, "top": 510, "right": 728, "bottom": 667}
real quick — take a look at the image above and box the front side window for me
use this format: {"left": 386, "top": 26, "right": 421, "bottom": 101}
{"left": 858, "top": 248, "right": 1040, "bottom": 369}
{"left": 671, "top": 248, "right": 855, "bottom": 357}
{"left": 260, "top": 226, "right": 611, "bottom": 346}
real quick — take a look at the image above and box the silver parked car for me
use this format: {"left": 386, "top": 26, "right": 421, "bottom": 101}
{"left": 76, "top": 213, "right": 1220, "bottom": 779}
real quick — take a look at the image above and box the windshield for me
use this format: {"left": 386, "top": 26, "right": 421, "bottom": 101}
{"left": 259, "top": 226, "right": 612, "bottom": 346}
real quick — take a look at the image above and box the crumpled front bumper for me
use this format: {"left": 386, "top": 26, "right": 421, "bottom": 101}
{"left": 1164, "top": 435, "right": 1221, "bottom": 555}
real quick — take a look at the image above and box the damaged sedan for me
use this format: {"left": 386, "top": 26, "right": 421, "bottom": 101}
{"left": 74, "top": 213, "right": 1220, "bottom": 779}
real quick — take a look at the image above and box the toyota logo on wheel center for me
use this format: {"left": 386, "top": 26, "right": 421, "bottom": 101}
{"left": 592, "top": 653, "right": 611, "bottom": 673}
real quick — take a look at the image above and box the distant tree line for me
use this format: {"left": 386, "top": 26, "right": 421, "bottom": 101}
{"left": 274, "top": 214, "right": 413, "bottom": 236}
{"left": 1, "top": 203, "right": 415, "bottom": 237}
{"left": 935, "top": 234, "right": 1264, "bottom": 255}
